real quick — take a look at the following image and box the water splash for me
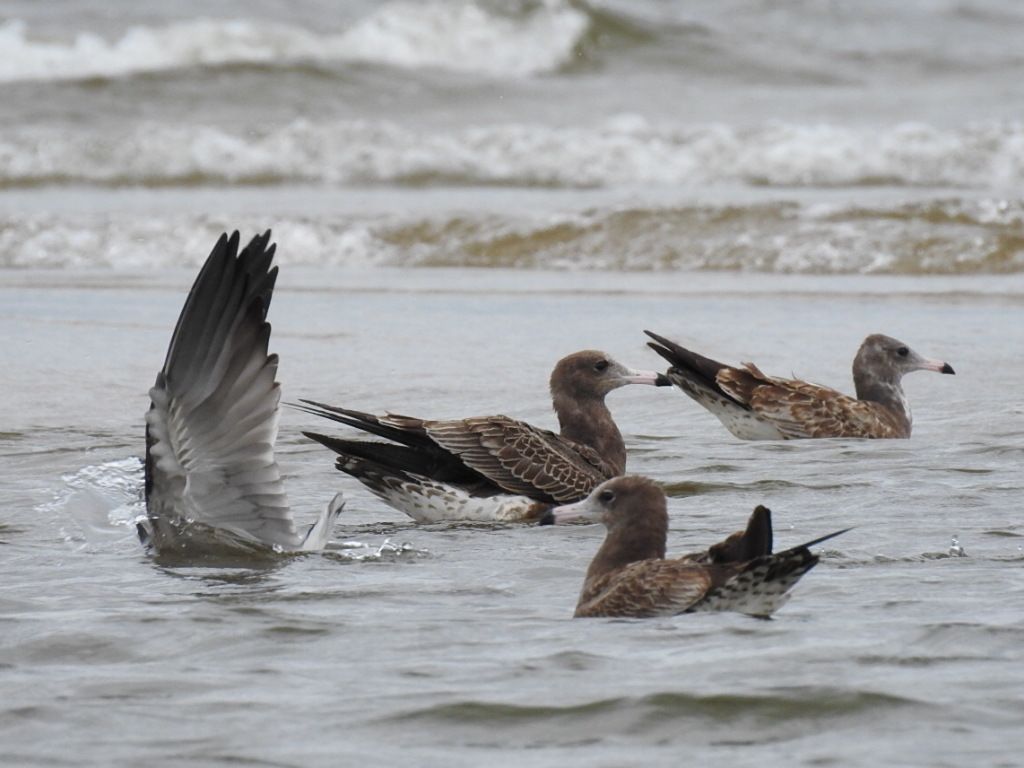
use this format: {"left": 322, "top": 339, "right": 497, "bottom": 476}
{"left": 331, "top": 537, "right": 425, "bottom": 561}
{"left": 948, "top": 535, "right": 967, "bottom": 557}
{"left": 40, "top": 458, "right": 145, "bottom": 547}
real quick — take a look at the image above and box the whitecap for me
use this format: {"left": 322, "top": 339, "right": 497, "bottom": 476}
{"left": 0, "top": 2, "right": 589, "bottom": 84}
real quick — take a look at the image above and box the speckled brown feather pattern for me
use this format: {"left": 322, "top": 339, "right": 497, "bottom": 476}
{"left": 297, "top": 351, "right": 664, "bottom": 521}
{"left": 575, "top": 559, "right": 715, "bottom": 617}
{"left": 647, "top": 330, "right": 953, "bottom": 440}
{"left": 719, "top": 364, "right": 909, "bottom": 439}
{"left": 424, "top": 416, "right": 612, "bottom": 503}
{"left": 551, "top": 477, "right": 844, "bottom": 619}
{"left": 691, "top": 547, "right": 819, "bottom": 615}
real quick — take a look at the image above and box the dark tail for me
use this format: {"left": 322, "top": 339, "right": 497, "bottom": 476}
{"left": 302, "top": 430, "right": 465, "bottom": 481}
{"left": 644, "top": 330, "right": 741, "bottom": 404}
{"left": 758, "top": 545, "right": 820, "bottom": 589}
{"left": 708, "top": 504, "right": 774, "bottom": 564}
{"left": 701, "top": 524, "right": 848, "bottom": 618}
{"left": 756, "top": 525, "right": 851, "bottom": 582}
{"left": 292, "top": 400, "right": 434, "bottom": 449}
{"left": 795, "top": 527, "right": 852, "bottom": 551}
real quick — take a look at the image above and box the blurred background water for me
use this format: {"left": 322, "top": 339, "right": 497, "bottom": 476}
{"left": 1, "top": 2, "right": 1023, "bottom": 766}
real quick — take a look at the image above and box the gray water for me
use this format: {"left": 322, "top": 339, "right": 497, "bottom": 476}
{"left": 3, "top": 268, "right": 1023, "bottom": 766}
{"left": 2, "top": 1, "right": 1024, "bottom": 766}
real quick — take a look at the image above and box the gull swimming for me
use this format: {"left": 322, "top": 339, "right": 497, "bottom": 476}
{"left": 298, "top": 353, "right": 670, "bottom": 523}
{"left": 542, "top": 476, "right": 848, "bottom": 618}
{"left": 645, "top": 330, "right": 954, "bottom": 439}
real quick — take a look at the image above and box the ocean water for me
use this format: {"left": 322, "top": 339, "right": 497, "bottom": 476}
{"left": 2, "top": 1, "right": 1024, "bottom": 766}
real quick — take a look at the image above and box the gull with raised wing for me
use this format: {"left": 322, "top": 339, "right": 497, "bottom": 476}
{"left": 142, "top": 231, "right": 343, "bottom": 560}
{"left": 645, "top": 330, "right": 954, "bottom": 439}
{"left": 542, "top": 476, "right": 847, "bottom": 618}
{"left": 299, "top": 353, "right": 670, "bottom": 523}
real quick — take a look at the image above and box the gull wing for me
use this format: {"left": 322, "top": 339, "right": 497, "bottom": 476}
{"left": 737, "top": 371, "right": 904, "bottom": 439}
{"left": 423, "top": 415, "right": 612, "bottom": 503}
{"left": 574, "top": 559, "right": 714, "bottom": 618}
{"left": 144, "top": 231, "right": 304, "bottom": 553}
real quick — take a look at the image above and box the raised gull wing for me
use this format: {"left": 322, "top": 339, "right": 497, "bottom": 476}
{"left": 144, "top": 230, "right": 339, "bottom": 555}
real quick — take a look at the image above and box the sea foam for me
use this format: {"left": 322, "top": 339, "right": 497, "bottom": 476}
{"left": 3, "top": 118, "right": 1024, "bottom": 190}
{"left": 3, "top": 199, "right": 1022, "bottom": 274}
{"left": 0, "top": 2, "right": 588, "bottom": 83}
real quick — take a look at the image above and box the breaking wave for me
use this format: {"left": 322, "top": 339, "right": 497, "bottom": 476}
{"left": 3, "top": 198, "right": 1023, "bottom": 273}
{"left": 3, "top": 118, "right": 1024, "bottom": 190}
{"left": 0, "top": 1, "right": 590, "bottom": 83}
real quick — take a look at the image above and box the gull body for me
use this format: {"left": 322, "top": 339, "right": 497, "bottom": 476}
{"left": 545, "top": 476, "right": 847, "bottom": 618}
{"left": 300, "top": 354, "right": 670, "bottom": 523}
{"left": 646, "top": 331, "right": 955, "bottom": 440}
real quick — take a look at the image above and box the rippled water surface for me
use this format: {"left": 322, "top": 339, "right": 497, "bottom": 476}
{"left": 3, "top": 269, "right": 1023, "bottom": 766}
{"left": 3, "top": 0, "right": 1024, "bottom": 765}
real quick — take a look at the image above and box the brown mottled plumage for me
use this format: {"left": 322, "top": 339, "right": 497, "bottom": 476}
{"left": 542, "top": 476, "right": 847, "bottom": 618}
{"left": 645, "top": 331, "right": 955, "bottom": 440}
{"left": 297, "top": 352, "right": 670, "bottom": 523}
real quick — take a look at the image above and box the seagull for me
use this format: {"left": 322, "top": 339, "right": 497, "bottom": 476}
{"left": 142, "top": 231, "right": 342, "bottom": 560}
{"left": 645, "top": 330, "right": 955, "bottom": 439}
{"left": 298, "top": 353, "right": 671, "bottom": 523}
{"left": 541, "top": 475, "right": 848, "bottom": 618}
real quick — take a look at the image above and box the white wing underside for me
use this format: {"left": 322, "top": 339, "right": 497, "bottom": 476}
{"left": 145, "top": 233, "right": 339, "bottom": 556}
{"left": 146, "top": 354, "right": 301, "bottom": 551}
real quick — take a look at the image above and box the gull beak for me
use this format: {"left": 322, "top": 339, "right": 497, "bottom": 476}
{"left": 537, "top": 497, "right": 599, "bottom": 526}
{"left": 919, "top": 358, "right": 956, "bottom": 375}
{"left": 620, "top": 368, "right": 668, "bottom": 386}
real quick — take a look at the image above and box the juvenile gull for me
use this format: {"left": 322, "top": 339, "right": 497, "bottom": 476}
{"left": 541, "top": 476, "right": 848, "bottom": 618}
{"left": 298, "top": 354, "right": 670, "bottom": 523}
{"left": 645, "top": 331, "right": 955, "bottom": 439}
{"left": 143, "top": 231, "right": 342, "bottom": 559}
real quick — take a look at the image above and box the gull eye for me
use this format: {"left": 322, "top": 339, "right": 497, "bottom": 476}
{"left": 597, "top": 489, "right": 615, "bottom": 503}
{"left": 594, "top": 359, "right": 609, "bottom": 372}
{"left": 897, "top": 346, "right": 909, "bottom": 357}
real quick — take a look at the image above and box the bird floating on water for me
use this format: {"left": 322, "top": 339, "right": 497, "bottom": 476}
{"left": 299, "top": 353, "right": 670, "bottom": 523}
{"left": 142, "top": 231, "right": 342, "bottom": 560}
{"left": 541, "top": 476, "right": 848, "bottom": 618}
{"left": 645, "top": 330, "right": 954, "bottom": 439}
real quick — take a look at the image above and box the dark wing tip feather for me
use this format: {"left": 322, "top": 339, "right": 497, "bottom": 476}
{"left": 238, "top": 230, "right": 277, "bottom": 319}
{"left": 160, "top": 230, "right": 278, "bottom": 377}
{"left": 642, "top": 330, "right": 734, "bottom": 399}
{"left": 302, "top": 430, "right": 452, "bottom": 480}
{"left": 798, "top": 527, "right": 853, "bottom": 550}
{"left": 292, "top": 400, "right": 439, "bottom": 452}
{"left": 302, "top": 430, "right": 342, "bottom": 452}
{"left": 643, "top": 330, "right": 690, "bottom": 367}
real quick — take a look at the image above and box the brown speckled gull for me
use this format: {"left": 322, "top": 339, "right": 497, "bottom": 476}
{"left": 541, "top": 476, "right": 848, "bottom": 619}
{"left": 645, "top": 330, "right": 954, "bottom": 439}
{"left": 298, "top": 353, "right": 670, "bottom": 523}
